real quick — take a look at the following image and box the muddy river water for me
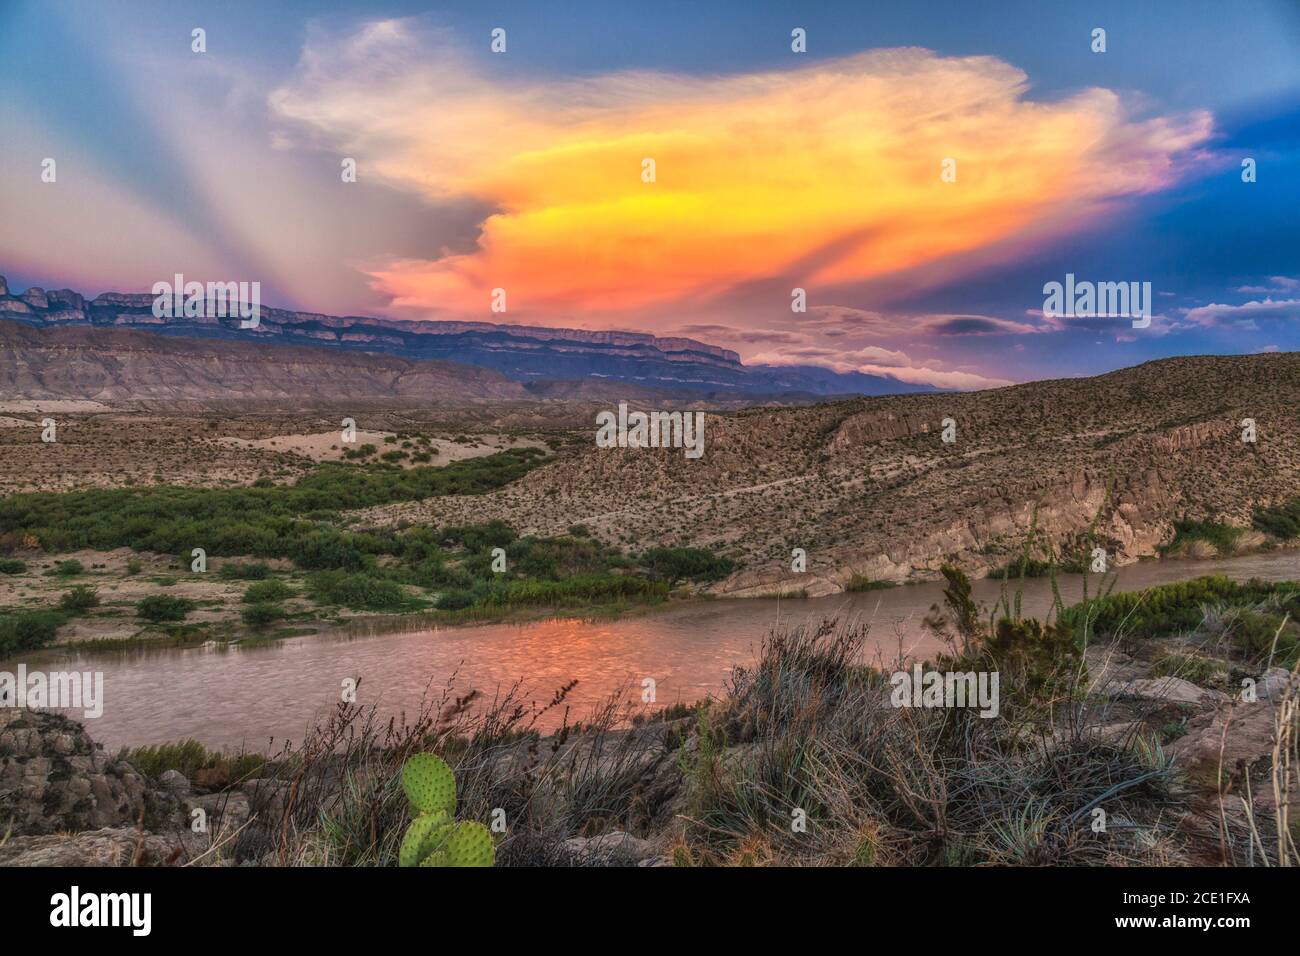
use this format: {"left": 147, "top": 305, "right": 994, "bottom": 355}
{"left": 20, "top": 550, "right": 1300, "bottom": 750}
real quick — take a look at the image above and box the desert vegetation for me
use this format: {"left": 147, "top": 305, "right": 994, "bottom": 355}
{"left": 29, "top": 567, "right": 1285, "bottom": 869}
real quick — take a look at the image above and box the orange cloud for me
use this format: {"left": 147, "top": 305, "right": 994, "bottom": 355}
{"left": 271, "top": 20, "right": 1213, "bottom": 319}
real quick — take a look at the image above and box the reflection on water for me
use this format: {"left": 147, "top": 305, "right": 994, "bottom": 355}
{"left": 18, "top": 550, "right": 1300, "bottom": 750}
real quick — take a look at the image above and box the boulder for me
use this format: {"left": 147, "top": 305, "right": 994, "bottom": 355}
{"left": 0, "top": 827, "right": 185, "bottom": 867}
{"left": 0, "top": 710, "right": 147, "bottom": 836}
{"left": 1112, "top": 676, "right": 1227, "bottom": 706}
{"left": 158, "top": 769, "right": 190, "bottom": 794}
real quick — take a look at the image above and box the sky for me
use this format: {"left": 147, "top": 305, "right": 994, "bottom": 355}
{"left": 1, "top": 0, "right": 1298, "bottom": 390}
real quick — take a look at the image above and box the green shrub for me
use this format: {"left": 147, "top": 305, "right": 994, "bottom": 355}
{"left": 844, "top": 574, "right": 894, "bottom": 592}
{"left": 1162, "top": 518, "right": 1243, "bottom": 556}
{"left": 241, "top": 579, "right": 294, "bottom": 603}
{"left": 137, "top": 595, "right": 195, "bottom": 623}
{"left": 0, "top": 610, "right": 66, "bottom": 657}
{"left": 0, "top": 449, "right": 546, "bottom": 558}
{"left": 306, "top": 571, "right": 418, "bottom": 612}
{"left": 59, "top": 585, "right": 100, "bottom": 612}
{"left": 1253, "top": 498, "right": 1300, "bottom": 539}
{"left": 0, "top": 558, "right": 26, "bottom": 575}
{"left": 53, "top": 559, "right": 84, "bottom": 577}
{"left": 126, "top": 559, "right": 143, "bottom": 575}
{"left": 991, "top": 556, "right": 1057, "bottom": 578}
{"left": 434, "top": 588, "right": 477, "bottom": 611}
{"left": 641, "top": 547, "right": 734, "bottom": 584}
{"left": 241, "top": 602, "right": 285, "bottom": 628}
{"left": 218, "top": 561, "right": 271, "bottom": 580}
{"left": 437, "top": 520, "right": 517, "bottom": 552}
{"left": 124, "top": 739, "right": 264, "bottom": 782}
{"left": 1059, "top": 576, "right": 1297, "bottom": 641}
{"left": 292, "top": 532, "right": 369, "bottom": 572}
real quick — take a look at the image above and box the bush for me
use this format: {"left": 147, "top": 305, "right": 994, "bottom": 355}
{"left": 0, "top": 610, "right": 66, "bottom": 657}
{"left": 437, "top": 520, "right": 517, "bottom": 552}
{"left": 218, "top": 561, "right": 271, "bottom": 580}
{"left": 1162, "top": 519, "right": 1244, "bottom": 557}
{"left": 137, "top": 595, "right": 195, "bottom": 623}
{"left": 1058, "top": 576, "right": 1296, "bottom": 641}
{"left": 434, "top": 588, "right": 478, "bottom": 611}
{"left": 845, "top": 574, "right": 894, "bottom": 592}
{"left": 126, "top": 559, "right": 143, "bottom": 575}
{"left": 0, "top": 448, "right": 547, "bottom": 558}
{"left": 641, "top": 547, "right": 734, "bottom": 584}
{"left": 124, "top": 739, "right": 264, "bottom": 782}
{"left": 292, "top": 532, "right": 369, "bottom": 572}
{"left": 0, "top": 558, "right": 26, "bottom": 575}
{"left": 241, "top": 602, "right": 285, "bottom": 628}
{"left": 53, "top": 559, "right": 84, "bottom": 577}
{"left": 306, "top": 571, "right": 418, "bottom": 612}
{"left": 1253, "top": 498, "right": 1300, "bottom": 539}
{"left": 59, "top": 585, "right": 101, "bottom": 612}
{"left": 241, "top": 579, "right": 294, "bottom": 604}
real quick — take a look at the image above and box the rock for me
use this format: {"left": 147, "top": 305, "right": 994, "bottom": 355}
{"left": 241, "top": 778, "right": 289, "bottom": 818}
{"left": 1170, "top": 683, "right": 1294, "bottom": 782}
{"left": 561, "top": 831, "right": 658, "bottom": 865}
{"left": 0, "top": 827, "right": 184, "bottom": 867}
{"left": 1112, "top": 676, "right": 1226, "bottom": 706}
{"left": 185, "top": 791, "right": 252, "bottom": 830}
{"left": 0, "top": 710, "right": 147, "bottom": 836}
{"left": 158, "top": 769, "right": 190, "bottom": 793}
{"left": 1258, "top": 667, "right": 1296, "bottom": 701}
{"left": 19, "top": 288, "right": 49, "bottom": 310}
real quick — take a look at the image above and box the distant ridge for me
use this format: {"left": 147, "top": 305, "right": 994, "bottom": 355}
{"left": 0, "top": 275, "right": 936, "bottom": 398}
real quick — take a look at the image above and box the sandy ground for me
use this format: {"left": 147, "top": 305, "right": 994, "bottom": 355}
{"left": 0, "top": 400, "right": 109, "bottom": 414}
{"left": 0, "top": 548, "right": 315, "bottom": 644}
{"left": 215, "top": 430, "right": 546, "bottom": 465}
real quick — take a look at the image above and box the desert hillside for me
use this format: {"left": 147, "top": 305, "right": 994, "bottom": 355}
{"left": 359, "top": 351, "right": 1300, "bottom": 593}
{"left": 0, "top": 319, "right": 529, "bottom": 402}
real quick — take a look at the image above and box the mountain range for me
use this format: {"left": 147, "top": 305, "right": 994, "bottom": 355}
{"left": 0, "top": 276, "right": 934, "bottom": 400}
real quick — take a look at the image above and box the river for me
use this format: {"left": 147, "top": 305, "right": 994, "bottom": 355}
{"left": 15, "top": 550, "right": 1300, "bottom": 750}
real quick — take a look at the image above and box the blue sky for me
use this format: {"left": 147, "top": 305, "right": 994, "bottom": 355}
{"left": 1, "top": 0, "right": 1298, "bottom": 388}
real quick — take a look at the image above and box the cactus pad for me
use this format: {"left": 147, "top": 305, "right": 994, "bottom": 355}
{"left": 402, "top": 753, "right": 456, "bottom": 816}
{"left": 398, "top": 810, "right": 451, "bottom": 867}
{"left": 444, "top": 821, "right": 496, "bottom": 867}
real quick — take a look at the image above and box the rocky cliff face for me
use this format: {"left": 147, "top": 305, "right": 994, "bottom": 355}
{"left": 0, "top": 319, "right": 529, "bottom": 402}
{"left": 0, "top": 276, "right": 932, "bottom": 397}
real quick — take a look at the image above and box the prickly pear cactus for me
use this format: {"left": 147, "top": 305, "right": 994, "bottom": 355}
{"left": 397, "top": 753, "right": 495, "bottom": 867}
{"left": 398, "top": 810, "right": 451, "bottom": 868}
{"left": 402, "top": 753, "right": 455, "bottom": 816}
{"left": 444, "top": 821, "right": 495, "bottom": 867}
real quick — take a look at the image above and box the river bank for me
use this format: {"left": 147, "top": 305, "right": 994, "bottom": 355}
{"left": 4, "top": 576, "right": 1297, "bottom": 868}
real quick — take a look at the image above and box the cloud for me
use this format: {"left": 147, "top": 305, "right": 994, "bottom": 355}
{"left": 270, "top": 19, "right": 1215, "bottom": 320}
{"left": 1235, "top": 276, "right": 1300, "bottom": 294}
{"left": 746, "top": 345, "right": 1013, "bottom": 390}
{"left": 1183, "top": 297, "right": 1300, "bottom": 327}
{"left": 923, "top": 315, "right": 1042, "bottom": 336}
